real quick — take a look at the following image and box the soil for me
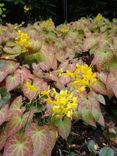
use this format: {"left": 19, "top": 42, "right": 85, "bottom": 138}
{"left": 52, "top": 98, "right": 117, "bottom": 156}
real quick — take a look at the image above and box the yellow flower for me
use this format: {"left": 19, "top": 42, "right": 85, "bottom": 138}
{"left": 24, "top": 81, "right": 38, "bottom": 94}
{"left": 24, "top": 5, "right": 30, "bottom": 13}
{"left": 64, "top": 64, "right": 97, "bottom": 93}
{"left": 15, "top": 30, "right": 32, "bottom": 53}
{"left": 95, "top": 13, "right": 103, "bottom": 22}
{"left": 40, "top": 18, "right": 54, "bottom": 30}
{"left": 41, "top": 88, "right": 78, "bottom": 119}
{"left": 58, "top": 25, "right": 69, "bottom": 33}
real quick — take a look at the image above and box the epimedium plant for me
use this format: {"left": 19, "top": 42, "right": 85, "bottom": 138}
{"left": 0, "top": 15, "right": 117, "bottom": 155}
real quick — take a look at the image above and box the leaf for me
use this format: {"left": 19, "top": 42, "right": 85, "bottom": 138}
{"left": 92, "top": 108, "right": 100, "bottom": 121}
{"left": 99, "top": 147, "right": 114, "bottom": 156}
{"left": 5, "top": 61, "right": 19, "bottom": 75}
{"left": 112, "top": 81, "right": 117, "bottom": 97}
{"left": 3, "top": 134, "right": 33, "bottom": 156}
{"left": 92, "top": 80, "right": 108, "bottom": 95}
{"left": 6, "top": 72, "right": 21, "bottom": 91}
{"left": 8, "top": 96, "right": 25, "bottom": 119}
{"left": 0, "top": 88, "right": 11, "bottom": 107}
{"left": 82, "top": 108, "right": 95, "bottom": 124}
{"left": 7, "top": 112, "right": 32, "bottom": 136}
{"left": 0, "top": 70, "right": 7, "bottom": 82}
{"left": 0, "top": 105, "right": 9, "bottom": 126}
{"left": 97, "top": 94, "right": 106, "bottom": 105}
{"left": 57, "top": 117, "right": 71, "bottom": 140}
{"left": 0, "top": 127, "right": 8, "bottom": 150}
{"left": 91, "top": 49, "right": 113, "bottom": 67}
{"left": 26, "top": 123, "right": 49, "bottom": 156}
{"left": 83, "top": 35, "right": 99, "bottom": 51}
{"left": 23, "top": 80, "right": 39, "bottom": 101}
{"left": 97, "top": 72, "right": 108, "bottom": 84}
{"left": 40, "top": 126, "right": 58, "bottom": 156}
{"left": 87, "top": 140, "right": 97, "bottom": 153}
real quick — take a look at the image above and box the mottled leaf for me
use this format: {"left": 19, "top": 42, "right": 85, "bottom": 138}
{"left": 8, "top": 96, "right": 25, "bottom": 119}
{"left": 7, "top": 112, "right": 32, "bottom": 136}
{"left": 6, "top": 72, "right": 21, "bottom": 91}
{"left": 26, "top": 123, "right": 49, "bottom": 156}
{"left": 3, "top": 134, "right": 33, "bottom": 156}
{"left": 0, "top": 105, "right": 9, "bottom": 126}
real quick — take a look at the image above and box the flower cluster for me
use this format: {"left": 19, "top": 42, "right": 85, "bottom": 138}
{"left": 15, "top": 30, "right": 32, "bottom": 52}
{"left": 40, "top": 18, "right": 55, "bottom": 30}
{"left": 41, "top": 88, "right": 78, "bottom": 119}
{"left": 58, "top": 25, "right": 69, "bottom": 33}
{"left": 64, "top": 64, "right": 97, "bottom": 93}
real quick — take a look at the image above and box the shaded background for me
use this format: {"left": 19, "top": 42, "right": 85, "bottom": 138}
{"left": 3, "top": 0, "right": 117, "bottom": 24}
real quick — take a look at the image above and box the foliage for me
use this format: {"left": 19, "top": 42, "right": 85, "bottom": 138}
{"left": 0, "top": 15, "right": 117, "bottom": 155}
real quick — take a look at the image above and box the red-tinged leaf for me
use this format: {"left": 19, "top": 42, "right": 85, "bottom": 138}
{"left": 83, "top": 35, "right": 99, "bottom": 51}
{"left": 3, "top": 134, "right": 33, "bottom": 156}
{"left": 5, "top": 61, "right": 19, "bottom": 75}
{"left": 0, "top": 105, "right": 9, "bottom": 126}
{"left": 40, "top": 126, "right": 58, "bottom": 156}
{"left": 59, "top": 76, "right": 71, "bottom": 85}
{"left": 15, "top": 68, "right": 33, "bottom": 84}
{"left": 91, "top": 49, "right": 113, "bottom": 67}
{"left": 47, "top": 72, "right": 58, "bottom": 82}
{"left": 8, "top": 96, "right": 25, "bottom": 119}
{"left": 6, "top": 72, "right": 21, "bottom": 91}
{"left": 57, "top": 117, "right": 71, "bottom": 140}
{"left": 112, "top": 81, "right": 117, "bottom": 97}
{"left": 0, "top": 70, "right": 7, "bottom": 82}
{"left": 92, "top": 80, "right": 108, "bottom": 95}
{"left": 7, "top": 112, "right": 32, "bottom": 136}
{"left": 26, "top": 123, "right": 49, "bottom": 156}
{"left": 33, "top": 78, "right": 48, "bottom": 92}
{"left": 106, "top": 72, "right": 116, "bottom": 91}
{"left": 97, "top": 72, "right": 108, "bottom": 84}
{"left": 0, "top": 127, "right": 8, "bottom": 150}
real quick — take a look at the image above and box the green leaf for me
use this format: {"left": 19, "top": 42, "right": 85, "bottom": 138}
{"left": 92, "top": 108, "right": 100, "bottom": 121}
{"left": 99, "top": 147, "right": 114, "bottom": 156}
{"left": 87, "top": 140, "right": 97, "bottom": 153}
{"left": 97, "top": 94, "right": 106, "bottom": 105}
{"left": 3, "top": 134, "right": 33, "bottom": 156}
{"left": 57, "top": 117, "right": 71, "bottom": 140}
{"left": 82, "top": 108, "right": 94, "bottom": 123}
{"left": 0, "top": 88, "right": 11, "bottom": 107}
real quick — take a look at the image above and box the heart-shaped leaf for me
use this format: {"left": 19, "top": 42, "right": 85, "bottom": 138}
{"left": 57, "top": 117, "right": 71, "bottom": 140}
{"left": 3, "top": 134, "right": 33, "bottom": 156}
{"left": 7, "top": 112, "right": 32, "bottom": 136}
{"left": 6, "top": 72, "right": 21, "bottom": 91}
{"left": 26, "top": 123, "right": 49, "bottom": 156}
{"left": 8, "top": 96, "right": 25, "bottom": 119}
